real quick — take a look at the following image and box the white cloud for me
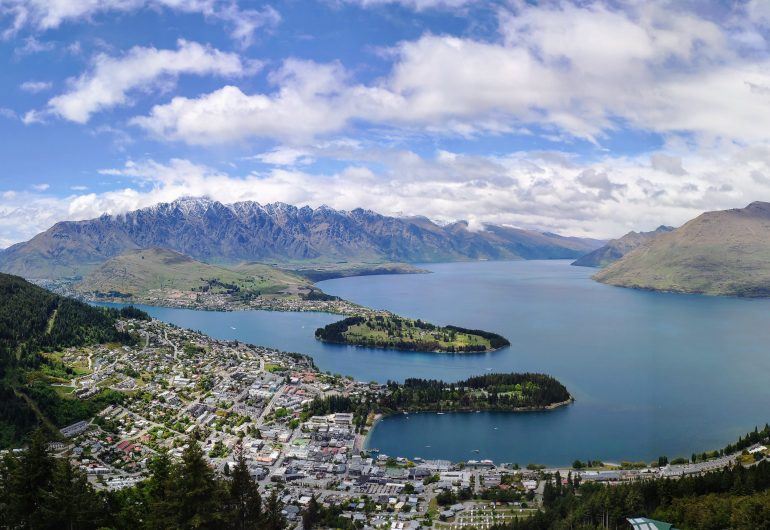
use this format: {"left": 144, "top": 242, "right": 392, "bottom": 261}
{"left": 131, "top": 59, "right": 390, "bottom": 143}
{"left": 36, "top": 39, "right": 246, "bottom": 124}
{"left": 0, "top": 1, "right": 280, "bottom": 45}
{"left": 6, "top": 132, "right": 770, "bottom": 248}
{"left": 341, "top": 0, "right": 474, "bottom": 10}
{"left": 130, "top": 2, "right": 770, "bottom": 147}
{"left": 251, "top": 147, "right": 314, "bottom": 166}
{"left": 19, "top": 80, "right": 51, "bottom": 92}
{"left": 31, "top": 183, "right": 49, "bottom": 191}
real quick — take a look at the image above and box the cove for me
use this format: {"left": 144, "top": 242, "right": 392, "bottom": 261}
{"left": 319, "top": 260, "right": 770, "bottom": 465}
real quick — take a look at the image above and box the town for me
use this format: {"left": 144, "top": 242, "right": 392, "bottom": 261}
{"left": 19, "top": 316, "right": 768, "bottom": 529}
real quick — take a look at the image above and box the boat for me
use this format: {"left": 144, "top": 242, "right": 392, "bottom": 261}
{"left": 473, "top": 449, "right": 480, "bottom": 453}
{"left": 436, "top": 412, "right": 445, "bottom": 415}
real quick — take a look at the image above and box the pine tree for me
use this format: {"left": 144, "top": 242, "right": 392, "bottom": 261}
{"left": 146, "top": 451, "right": 175, "bottom": 529}
{"left": 262, "top": 489, "right": 286, "bottom": 530}
{"left": 168, "top": 436, "right": 222, "bottom": 529}
{"left": 228, "top": 446, "right": 262, "bottom": 530}
{"left": 5, "top": 429, "right": 54, "bottom": 527}
{"left": 302, "top": 495, "right": 320, "bottom": 530}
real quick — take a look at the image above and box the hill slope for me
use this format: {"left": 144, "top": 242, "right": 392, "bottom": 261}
{"left": 594, "top": 202, "right": 770, "bottom": 296}
{"left": 75, "top": 248, "right": 313, "bottom": 301}
{"left": 572, "top": 225, "right": 674, "bottom": 267}
{"left": 0, "top": 197, "right": 604, "bottom": 279}
{"left": 0, "top": 273, "right": 142, "bottom": 446}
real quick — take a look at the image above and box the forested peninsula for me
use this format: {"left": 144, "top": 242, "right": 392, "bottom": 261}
{"left": 303, "top": 372, "right": 573, "bottom": 431}
{"left": 315, "top": 315, "right": 510, "bottom": 353}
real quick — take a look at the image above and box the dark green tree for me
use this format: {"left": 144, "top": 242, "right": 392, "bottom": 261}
{"left": 302, "top": 495, "right": 320, "bottom": 530}
{"left": 168, "top": 435, "right": 223, "bottom": 529}
{"left": 262, "top": 489, "right": 286, "bottom": 530}
{"left": 228, "top": 446, "right": 262, "bottom": 529}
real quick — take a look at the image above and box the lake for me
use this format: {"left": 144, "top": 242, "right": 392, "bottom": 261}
{"left": 113, "top": 260, "right": 770, "bottom": 465}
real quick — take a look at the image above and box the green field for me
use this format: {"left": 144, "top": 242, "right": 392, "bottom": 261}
{"left": 75, "top": 248, "right": 315, "bottom": 300}
{"left": 315, "top": 315, "right": 510, "bottom": 353}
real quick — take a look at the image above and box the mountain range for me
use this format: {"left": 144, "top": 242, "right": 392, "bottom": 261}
{"left": 0, "top": 197, "right": 604, "bottom": 279}
{"left": 572, "top": 225, "right": 674, "bottom": 268}
{"left": 594, "top": 202, "right": 770, "bottom": 296}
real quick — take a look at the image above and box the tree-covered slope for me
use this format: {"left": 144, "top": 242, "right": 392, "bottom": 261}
{"left": 594, "top": 202, "right": 770, "bottom": 296}
{"left": 0, "top": 272, "right": 143, "bottom": 446}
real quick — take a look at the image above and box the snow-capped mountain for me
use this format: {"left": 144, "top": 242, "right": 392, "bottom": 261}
{"left": 0, "top": 197, "right": 604, "bottom": 278}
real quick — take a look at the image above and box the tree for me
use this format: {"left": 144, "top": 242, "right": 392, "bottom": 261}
{"left": 302, "top": 495, "right": 320, "bottom": 530}
{"left": 228, "top": 446, "right": 262, "bottom": 530}
{"left": 262, "top": 489, "right": 286, "bottom": 530}
{"left": 145, "top": 451, "right": 175, "bottom": 529}
{"left": 168, "top": 436, "right": 222, "bottom": 529}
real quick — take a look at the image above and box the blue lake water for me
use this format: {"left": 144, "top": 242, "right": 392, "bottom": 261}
{"left": 107, "top": 260, "right": 770, "bottom": 465}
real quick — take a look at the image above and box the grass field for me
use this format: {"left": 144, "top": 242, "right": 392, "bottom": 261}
{"left": 75, "top": 248, "right": 314, "bottom": 299}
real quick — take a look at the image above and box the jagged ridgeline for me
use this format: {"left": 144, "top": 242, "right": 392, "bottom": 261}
{"left": 0, "top": 272, "right": 148, "bottom": 446}
{"left": 315, "top": 315, "right": 510, "bottom": 353}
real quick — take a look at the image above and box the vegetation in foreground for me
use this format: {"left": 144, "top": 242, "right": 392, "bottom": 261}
{"left": 0, "top": 429, "right": 348, "bottom": 530}
{"left": 315, "top": 314, "right": 510, "bottom": 353}
{"left": 493, "top": 460, "right": 770, "bottom": 530}
{"left": 0, "top": 272, "right": 147, "bottom": 447}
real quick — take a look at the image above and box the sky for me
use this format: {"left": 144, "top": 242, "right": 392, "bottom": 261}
{"left": 1, "top": 0, "right": 770, "bottom": 247}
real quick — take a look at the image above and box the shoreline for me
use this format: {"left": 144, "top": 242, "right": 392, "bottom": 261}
{"left": 316, "top": 336, "right": 509, "bottom": 354}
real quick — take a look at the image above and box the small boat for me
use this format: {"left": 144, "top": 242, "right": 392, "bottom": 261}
{"left": 230, "top": 326, "right": 236, "bottom": 330}
{"left": 436, "top": 412, "right": 445, "bottom": 415}
{"left": 473, "top": 449, "right": 480, "bottom": 453}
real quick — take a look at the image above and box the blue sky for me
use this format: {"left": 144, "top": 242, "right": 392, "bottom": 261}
{"left": 1, "top": 0, "right": 770, "bottom": 247}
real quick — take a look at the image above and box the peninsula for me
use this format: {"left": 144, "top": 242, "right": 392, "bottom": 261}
{"left": 314, "top": 315, "right": 510, "bottom": 353}
{"left": 303, "top": 372, "right": 574, "bottom": 431}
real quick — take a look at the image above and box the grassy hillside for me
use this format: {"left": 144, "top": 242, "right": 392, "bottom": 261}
{"left": 0, "top": 273, "right": 144, "bottom": 446}
{"left": 572, "top": 226, "right": 673, "bottom": 268}
{"left": 594, "top": 202, "right": 770, "bottom": 296}
{"left": 315, "top": 314, "right": 510, "bottom": 353}
{"left": 75, "top": 248, "right": 315, "bottom": 301}
{"left": 285, "top": 261, "right": 428, "bottom": 282}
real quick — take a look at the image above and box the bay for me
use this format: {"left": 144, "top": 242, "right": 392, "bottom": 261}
{"left": 104, "top": 260, "right": 770, "bottom": 465}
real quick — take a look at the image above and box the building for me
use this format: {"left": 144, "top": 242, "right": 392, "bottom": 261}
{"left": 627, "top": 518, "right": 677, "bottom": 530}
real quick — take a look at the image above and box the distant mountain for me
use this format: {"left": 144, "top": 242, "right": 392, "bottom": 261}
{"left": 0, "top": 197, "right": 604, "bottom": 279}
{"left": 594, "top": 202, "right": 770, "bottom": 296}
{"left": 572, "top": 225, "right": 674, "bottom": 268}
{"left": 75, "top": 248, "right": 312, "bottom": 299}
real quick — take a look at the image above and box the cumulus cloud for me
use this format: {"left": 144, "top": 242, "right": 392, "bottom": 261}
{"left": 30, "top": 40, "right": 247, "bottom": 124}
{"left": 0, "top": 0, "right": 280, "bottom": 45}
{"left": 128, "top": 2, "right": 770, "bottom": 147}
{"left": 131, "top": 59, "right": 393, "bottom": 143}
